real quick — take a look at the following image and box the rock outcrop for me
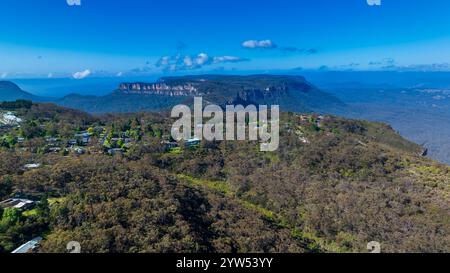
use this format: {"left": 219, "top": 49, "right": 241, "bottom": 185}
{"left": 118, "top": 83, "right": 201, "bottom": 96}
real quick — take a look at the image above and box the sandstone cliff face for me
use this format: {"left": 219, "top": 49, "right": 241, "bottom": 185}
{"left": 111, "top": 75, "right": 342, "bottom": 113}
{"left": 118, "top": 82, "right": 201, "bottom": 96}
{"left": 118, "top": 81, "right": 293, "bottom": 101}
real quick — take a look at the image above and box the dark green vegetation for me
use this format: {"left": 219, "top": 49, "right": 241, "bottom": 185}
{"left": 0, "top": 100, "right": 33, "bottom": 110}
{"left": 0, "top": 102, "right": 448, "bottom": 253}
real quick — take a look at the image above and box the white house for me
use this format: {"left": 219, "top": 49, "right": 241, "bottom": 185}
{"left": 0, "top": 198, "right": 35, "bottom": 210}
{"left": 24, "top": 163, "right": 41, "bottom": 169}
{"left": 11, "top": 237, "right": 43, "bottom": 254}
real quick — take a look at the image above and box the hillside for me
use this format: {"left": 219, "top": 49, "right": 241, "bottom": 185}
{"left": 0, "top": 102, "right": 448, "bottom": 253}
{"left": 322, "top": 84, "right": 450, "bottom": 165}
{"left": 0, "top": 81, "right": 41, "bottom": 102}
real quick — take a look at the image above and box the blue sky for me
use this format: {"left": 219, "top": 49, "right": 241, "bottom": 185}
{"left": 1, "top": 0, "right": 450, "bottom": 79}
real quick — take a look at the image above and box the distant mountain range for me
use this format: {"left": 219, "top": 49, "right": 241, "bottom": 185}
{"left": 0, "top": 75, "right": 346, "bottom": 113}
{"left": 0, "top": 81, "right": 42, "bottom": 102}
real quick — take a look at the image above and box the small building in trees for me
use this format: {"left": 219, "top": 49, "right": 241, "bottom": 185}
{"left": 11, "top": 237, "right": 43, "bottom": 254}
{"left": 0, "top": 198, "right": 36, "bottom": 210}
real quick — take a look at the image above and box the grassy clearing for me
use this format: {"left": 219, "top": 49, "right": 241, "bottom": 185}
{"left": 48, "top": 197, "right": 66, "bottom": 206}
{"left": 22, "top": 209, "right": 38, "bottom": 217}
{"left": 177, "top": 174, "right": 232, "bottom": 196}
{"left": 168, "top": 147, "right": 182, "bottom": 155}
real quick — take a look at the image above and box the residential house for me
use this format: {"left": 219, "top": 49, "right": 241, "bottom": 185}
{"left": 48, "top": 147, "right": 61, "bottom": 153}
{"left": 185, "top": 138, "right": 201, "bottom": 147}
{"left": 74, "top": 147, "right": 85, "bottom": 155}
{"left": 67, "top": 139, "right": 77, "bottom": 146}
{"left": 0, "top": 198, "right": 35, "bottom": 210}
{"left": 11, "top": 237, "right": 43, "bottom": 254}
{"left": 23, "top": 163, "right": 41, "bottom": 169}
{"left": 74, "top": 132, "right": 91, "bottom": 146}
{"left": 74, "top": 131, "right": 89, "bottom": 138}
{"left": 108, "top": 148, "right": 123, "bottom": 155}
{"left": 81, "top": 136, "right": 90, "bottom": 145}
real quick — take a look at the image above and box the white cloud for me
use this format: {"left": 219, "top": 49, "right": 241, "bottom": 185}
{"left": 195, "top": 53, "right": 210, "bottom": 66}
{"left": 242, "top": 39, "right": 277, "bottom": 49}
{"left": 72, "top": 69, "right": 91, "bottom": 79}
{"left": 242, "top": 40, "right": 318, "bottom": 54}
{"left": 156, "top": 52, "right": 248, "bottom": 72}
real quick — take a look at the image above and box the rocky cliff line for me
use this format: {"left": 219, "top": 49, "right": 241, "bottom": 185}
{"left": 118, "top": 81, "right": 295, "bottom": 100}
{"left": 118, "top": 83, "right": 201, "bottom": 96}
